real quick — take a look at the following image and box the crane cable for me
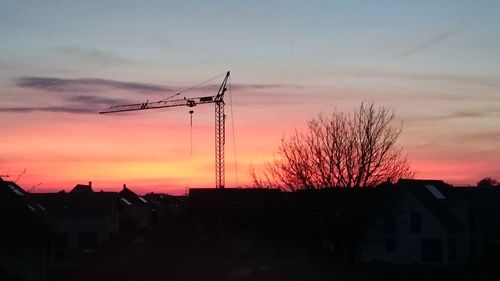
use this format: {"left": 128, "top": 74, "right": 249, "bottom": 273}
{"left": 160, "top": 72, "right": 227, "bottom": 102}
{"left": 14, "top": 168, "right": 26, "bottom": 183}
{"left": 228, "top": 75, "right": 239, "bottom": 187}
{"left": 189, "top": 110, "right": 194, "bottom": 156}
{"left": 162, "top": 71, "right": 227, "bottom": 158}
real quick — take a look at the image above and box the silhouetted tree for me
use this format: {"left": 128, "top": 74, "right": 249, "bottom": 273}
{"left": 251, "top": 102, "right": 413, "bottom": 190}
{"left": 478, "top": 177, "right": 498, "bottom": 188}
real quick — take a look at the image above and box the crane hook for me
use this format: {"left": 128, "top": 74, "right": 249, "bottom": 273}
{"left": 189, "top": 110, "right": 194, "bottom": 156}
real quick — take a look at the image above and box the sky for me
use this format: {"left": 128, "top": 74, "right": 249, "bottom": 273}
{"left": 1, "top": 0, "right": 499, "bottom": 194}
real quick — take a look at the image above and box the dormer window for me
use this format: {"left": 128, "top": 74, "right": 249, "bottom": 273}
{"left": 8, "top": 184, "right": 24, "bottom": 196}
{"left": 120, "top": 197, "right": 132, "bottom": 206}
{"left": 425, "top": 184, "right": 445, "bottom": 199}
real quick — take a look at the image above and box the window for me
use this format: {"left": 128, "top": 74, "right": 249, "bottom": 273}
{"left": 422, "top": 239, "right": 443, "bottom": 262}
{"left": 411, "top": 211, "right": 422, "bottom": 233}
{"left": 385, "top": 239, "right": 396, "bottom": 253}
{"left": 8, "top": 184, "right": 24, "bottom": 196}
{"left": 425, "top": 184, "right": 445, "bottom": 199}
{"left": 26, "top": 204, "right": 36, "bottom": 212}
{"left": 120, "top": 197, "right": 132, "bottom": 206}
{"left": 448, "top": 238, "right": 456, "bottom": 262}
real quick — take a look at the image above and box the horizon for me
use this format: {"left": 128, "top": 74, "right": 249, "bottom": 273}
{"left": 0, "top": 176, "right": 486, "bottom": 197}
{"left": 1, "top": 1, "right": 499, "bottom": 193}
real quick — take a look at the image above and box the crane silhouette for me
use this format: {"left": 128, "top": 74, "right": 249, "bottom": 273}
{"left": 100, "top": 71, "right": 230, "bottom": 189}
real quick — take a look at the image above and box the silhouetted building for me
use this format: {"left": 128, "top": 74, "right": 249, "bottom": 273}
{"left": 453, "top": 184, "right": 500, "bottom": 262}
{"left": 118, "top": 184, "right": 150, "bottom": 230}
{"left": 357, "top": 179, "right": 475, "bottom": 264}
{"left": 188, "top": 188, "right": 282, "bottom": 210}
{"left": 187, "top": 188, "right": 285, "bottom": 235}
{"left": 27, "top": 183, "right": 119, "bottom": 252}
{"left": 70, "top": 181, "right": 94, "bottom": 194}
{"left": 144, "top": 192, "right": 183, "bottom": 225}
{"left": 0, "top": 178, "right": 48, "bottom": 281}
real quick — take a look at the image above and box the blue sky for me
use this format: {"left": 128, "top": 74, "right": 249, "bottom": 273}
{"left": 3, "top": 0, "right": 499, "bottom": 80}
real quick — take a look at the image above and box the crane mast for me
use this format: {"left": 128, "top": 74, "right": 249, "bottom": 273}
{"left": 100, "top": 71, "right": 230, "bottom": 189}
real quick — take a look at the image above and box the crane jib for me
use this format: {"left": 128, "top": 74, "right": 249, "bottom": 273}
{"left": 99, "top": 71, "right": 230, "bottom": 189}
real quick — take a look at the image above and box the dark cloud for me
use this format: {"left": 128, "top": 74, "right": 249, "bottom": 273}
{"left": 194, "top": 83, "right": 302, "bottom": 92}
{"left": 1, "top": 94, "right": 133, "bottom": 115}
{"left": 8, "top": 75, "right": 303, "bottom": 114}
{"left": 65, "top": 95, "right": 132, "bottom": 107}
{"left": 407, "top": 108, "right": 500, "bottom": 124}
{"left": 0, "top": 106, "right": 95, "bottom": 114}
{"left": 15, "top": 76, "right": 300, "bottom": 95}
{"left": 16, "top": 77, "right": 172, "bottom": 93}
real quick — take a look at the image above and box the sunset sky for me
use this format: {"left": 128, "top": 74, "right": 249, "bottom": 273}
{"left": 1, "top": 1, "right": 499, "bottom": 194}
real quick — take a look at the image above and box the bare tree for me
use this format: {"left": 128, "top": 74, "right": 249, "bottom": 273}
{"left": 478, "top": 177, "right": 498, "bottom": 187}
{"left": 252, "top": 102, "right": 413, "bottom": 190}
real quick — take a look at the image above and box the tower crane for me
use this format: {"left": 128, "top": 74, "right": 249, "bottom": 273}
{"left": 100, "top": 71, "right": 229, "bottom": 189}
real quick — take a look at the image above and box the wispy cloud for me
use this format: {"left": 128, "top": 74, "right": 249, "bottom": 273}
{"left": 54, "top": 46, "right": 133, "bottom": 66}
{"left": 407, "top": 107, "right": 500, "bottom": 123}
{"left": 340, "top": 68, "right": 500, "bottom": 88}
{"left": 16, "top": 77, "right": 172, "bottom": 93}
{"left": 232, "top": 83, "right": 303, "bottom": 91}
{"left": 0, "top": 106, "right": 95, "bottom": 114}
{"left": 458, "top": 131, "right": 500, "bottom": 143}
{"left": 394, "top": 27, "right": 460, "bottom": 60}
{"left": 15, "top": 76, "right": 298, "bottom": 94}
{"left": 1, "top": 95, "right": 133, "bottom": 115}
{"left": 194, "top": 83, "right": 302, "bottom": 92}
{"left": 8, "top": 76, "right": 304, "bottom": 114}
{"left": 65, "top": 95, "right": 131, "bottom": 107}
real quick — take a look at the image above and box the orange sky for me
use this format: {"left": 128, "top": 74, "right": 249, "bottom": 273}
{"left": 2, "top": 83, "right": 499, "bottom": 194}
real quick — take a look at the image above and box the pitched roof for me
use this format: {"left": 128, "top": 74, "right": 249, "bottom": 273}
{"left": 397, "top": 179, "right": 464, "bottom": 232}
{"left": 119, "top": 185, "right": 148, "bottom": 206}
{"left": 0, "top": 180, "right": 48, "bottom": 242}
{"left": 1, "top": 180, "right": 27, "bottom": 196}
{"left": 26, "top": 192, "right": 118, "bottom": 217}
{"left": 71, "top": 182, "right": 94, "bottom": 194}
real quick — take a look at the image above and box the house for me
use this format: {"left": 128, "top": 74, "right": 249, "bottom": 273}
{"left": 27, "top": 182, "right": 119, "bottom": 251}
{"left": 70, "top": 181, "right": 94, "bottom": 194}
{"left": 118, "top": 184, "right": 150, "bottom": 230}
{"left": 144, "top": 192, "right": 183, "bottom": 226}
{"left": 0, "top": 178, "right": 49, "bottom": 281}
{"left": 357, "top": 179, "right": 475, "bottom": 264}
{"left": 187, "top": 188, "right": 285, "bottom": 234}
{"left": 455, "top": 185, "right": 500, "bottom": 262}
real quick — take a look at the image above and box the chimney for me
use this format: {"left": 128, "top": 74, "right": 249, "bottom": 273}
{"left": 123, "top": 184, "right": 127, "bottom": 190}
{"left": 89, "top": 181, "right": 92, "bottom": 188}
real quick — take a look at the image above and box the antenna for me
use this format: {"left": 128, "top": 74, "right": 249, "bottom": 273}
{"left": 14, "top": 169, "right": 26, "bottom": 183}
{"left": 27, "top": 181, "right": 42, "bottom": 193}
